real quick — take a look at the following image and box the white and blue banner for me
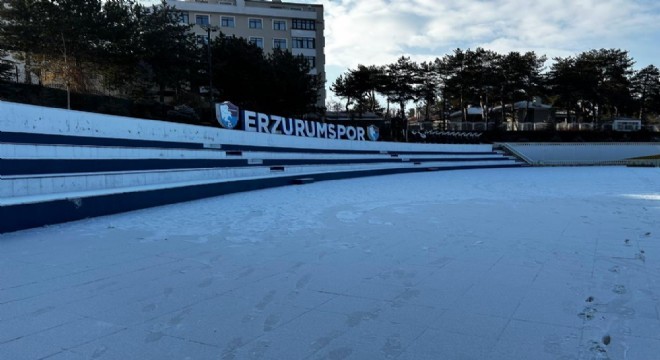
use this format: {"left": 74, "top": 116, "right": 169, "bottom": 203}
{"left": 215, "top": 102, "right": 379, "bottom": 141}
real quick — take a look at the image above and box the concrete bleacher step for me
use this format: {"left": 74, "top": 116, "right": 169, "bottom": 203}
{"left": 292, "top": 177, "right": 315, "bottom": 185}
{"left": 1, "top": 159, "right": 522, "bottom": 233}
{"left": 1, "top": 142, "right": 513, "bottom": 177}
{"left": 0, "top": 101, "right": 526, "bottom": 233}
{"left": 1, "top": 159, "right": 521, "bottom": 202}
{"left": 3, "top": 143, "right": 504, "bottom": 160}
{"left": 2, "top": 139, "right": 520, "bottom": 199}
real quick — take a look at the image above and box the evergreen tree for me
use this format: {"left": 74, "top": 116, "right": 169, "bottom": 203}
{"left": 384, "top": 56, "right": 419, "bottom": 118}
{"left": 330, "top": 73, "right": 359, "bottom": 112}
{"left": 0, "top": 48, "right": 12, "bottom": 81}
{"left": 0, "top": 0, "right": 48, "bottom": 84}
{"left": 497, "top": 51, "right": 546, "bottom": 125}
{"left": 434, "top": 56, "right": 454, "bottom": 124}
{"left": 416, "top": 61, "right": 440, "bottom": 121}
{"left": 330, "top": 64, "right": 384, "bottom": 115}
{"left": 209, "top": 34, "right": 266, "bottom": 111}
{"left": 550, "top": 49, "right": 634, "bottom": 122}
{"left": 96, "top": 0, "right": 143, "bottom": 93}
{"left": 265, "top": 48, "right": 320, "bottom": 116}
{"left": 40, "top": 0, "right": 105, "bottom": 91}
{"left": 441, "top": 49, "right": 469, "bottom": 121}
{"left": 586, "top": 49, "right": 634, "bottom": 120}
{"left": 631, "top": 65, "right": 660, "bottom": 123}
{"left": 548, "top": 56, "right": 581, "bottom": 121}
{"left": 462, "top": 48, "right": 501, "bottom": 123}
{"left": 134, "top": 1, "right": 196, "bottom": 103}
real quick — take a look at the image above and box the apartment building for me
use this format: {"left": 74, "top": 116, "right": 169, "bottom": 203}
{"left": 167, "top": 0, "right": 325, "bottom": 106}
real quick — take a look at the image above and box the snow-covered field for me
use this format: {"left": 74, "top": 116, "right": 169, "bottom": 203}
{"left": 1, "top": 166, "right": 659, "bottom": 359}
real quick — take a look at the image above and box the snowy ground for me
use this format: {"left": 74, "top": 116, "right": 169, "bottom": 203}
{"left": 1, "top": 166, "right": 659, "bottom": 360}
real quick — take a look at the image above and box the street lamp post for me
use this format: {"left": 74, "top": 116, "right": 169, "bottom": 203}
{"left": 201, "top": 25, "right": 218, "bottom": 108}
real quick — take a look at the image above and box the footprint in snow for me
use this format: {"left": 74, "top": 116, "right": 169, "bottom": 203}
{"left": 612, "top": 284, "right": 626, "bottom": 294}
{"left": 588, "top": 340, "right": 608, "bottom": 358}
{"left": 602, "top": 335, "right": 611, "bottom": 346}
{"left": 578, "top": 306, "right": 597, "bottom": 320}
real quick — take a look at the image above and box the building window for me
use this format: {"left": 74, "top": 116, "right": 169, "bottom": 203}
{"left": 179, "top": 12, "right": 189, "bottom": 24}
{"left": 249, "top": 37, "right": 264, "bottom": 49}
{"left": 292, "top": 18, "right": 315, "bottom": 30}
{"left": 221, "top": 16, "right": 235, "bottom": 28}
{"left": 248, "top": 18, "right": 263, "bottom": 29}
{"left": 196, "top": 35, "right": 208, "bottom": 45}
{"left": 195, "top": 15, "right": 210, "bottom": 26}
{"left": 305, "top": 56, "right": 316, "bottom": 69}
{"left": 292, "top": 37, "right": 315, "bottom": 49}
{"left": 273, "top": 38, "right": 287, "bottom": 49}
{"left": 273, "top": 19, "right": 286, "bottom": 31}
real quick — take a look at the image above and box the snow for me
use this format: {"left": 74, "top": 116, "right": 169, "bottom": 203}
{"left": 1, "top": 166, "right": 659, "bottom": 359}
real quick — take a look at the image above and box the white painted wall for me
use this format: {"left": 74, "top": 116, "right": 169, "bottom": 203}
{"left": 1, "top": 159, "right": 517, "bottom": 204}
{"left": 1, "top": 102, "right": 514, "bottom": 204}
{"left": 505, "top": 143, "right": 660, "bottom": 165}
{"left": 0, "top": 101, "right": 491, "bottom": 153}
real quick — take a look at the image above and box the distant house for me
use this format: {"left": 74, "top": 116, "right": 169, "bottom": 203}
{"left": 513, "top": 99, "right": 554, "bottom": 123}
{"left": 449, "top": 106, "right": 484, "bottom": 122}
{"left": 612, "top": 118, "right": 642, "bottom": 132}
{"left": 488, "top": 97, "right": 555, "bottom": 131}
{"left": 324, "top": 111, "right": 380, "bottom": 120}
{"left": 555, "top": 110, "right": 578, "bottom": 124}
{"left": 324, "top": 110, "right": 385, "bottom": 127}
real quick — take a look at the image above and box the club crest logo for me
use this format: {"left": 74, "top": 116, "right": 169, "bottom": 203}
{"left": 215, "top": 101, "right": 239, "bottom": 129}
{"left": 367, "top": 125, "right": 379, "bottom": 141}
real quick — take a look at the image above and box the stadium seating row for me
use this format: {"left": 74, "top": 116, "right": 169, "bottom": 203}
{"left": 0, "top": 102, "right": 523, "bottom": 233}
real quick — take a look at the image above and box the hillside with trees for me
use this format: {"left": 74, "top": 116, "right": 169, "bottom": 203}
{"left": 332, "top": 48, "right": 660, "bottom": 127}
{"left": 0, "top": 0, "right": 320, "bottom": 122}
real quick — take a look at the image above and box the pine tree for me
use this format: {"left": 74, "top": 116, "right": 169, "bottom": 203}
{"left": 631, "top": 65, "right": 660, "bottom": 123}
{"left": 265, "top": 49, "right": 320, "bottom": 116}
{"left": 0, "top": 48, "right": 12, "bottom": 81}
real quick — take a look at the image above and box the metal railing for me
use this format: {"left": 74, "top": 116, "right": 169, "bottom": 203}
{"left": 443, "top": 121, "right": 659, "bottom": 132}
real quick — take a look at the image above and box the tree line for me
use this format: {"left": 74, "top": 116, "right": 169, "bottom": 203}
{"left": 331, "top": 48, "right": 660, "bottom": 125}
{"left": 0, "top": 0, "right": 320, "bottom": 119}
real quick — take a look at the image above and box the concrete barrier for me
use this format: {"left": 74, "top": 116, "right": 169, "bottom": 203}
{"left": 1, "top": 102, "right": 520, "bottom": 233}
{"left": 501, "top": 143, "right": 660, "bottom": 166}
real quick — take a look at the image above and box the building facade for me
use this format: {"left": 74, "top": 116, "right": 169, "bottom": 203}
{"left": 167, "top": 0, "right": 325, "bottom": 107}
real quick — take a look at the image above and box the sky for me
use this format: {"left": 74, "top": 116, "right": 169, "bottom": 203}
{"left": 292, "top": 0, "right": 660, "bottom": 105}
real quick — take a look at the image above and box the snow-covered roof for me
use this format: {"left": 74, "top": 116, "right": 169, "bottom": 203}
{"left": 449, "top": 107, "right": 484, "bottom": 117}
{"left": 512, "top": 100, "right": 552, "bottom": 109}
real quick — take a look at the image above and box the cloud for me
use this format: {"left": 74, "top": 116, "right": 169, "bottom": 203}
{"left": 297, "top": 0, "right": 660, "bottom": 69}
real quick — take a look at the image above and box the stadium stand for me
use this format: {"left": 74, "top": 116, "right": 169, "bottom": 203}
{"left": 1, "top": 102, "right": 522, "bottom": 233}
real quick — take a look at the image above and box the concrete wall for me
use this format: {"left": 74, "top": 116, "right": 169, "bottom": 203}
{"left": 503, "top": 143, "right": 660, "bottom": 165}
{"left": 1, "top": 102, "right": 517, "bottom": 233}
{"left": 0, "top": 101, "right": 491, "bottom": 154}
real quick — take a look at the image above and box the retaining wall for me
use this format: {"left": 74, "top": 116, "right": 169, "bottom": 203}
{"left": 1, "top": 102, "right": 519, "bottom": 233}
{"left": 502, "top": 143, "right": 660, "bottom": 166}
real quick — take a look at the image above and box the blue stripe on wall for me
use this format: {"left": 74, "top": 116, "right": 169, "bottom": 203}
{"left": 0, "top": 157, "right": 511, "bottom": 176}
{"left": 0, "top": 131, "right": 204, "bottom": 149}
